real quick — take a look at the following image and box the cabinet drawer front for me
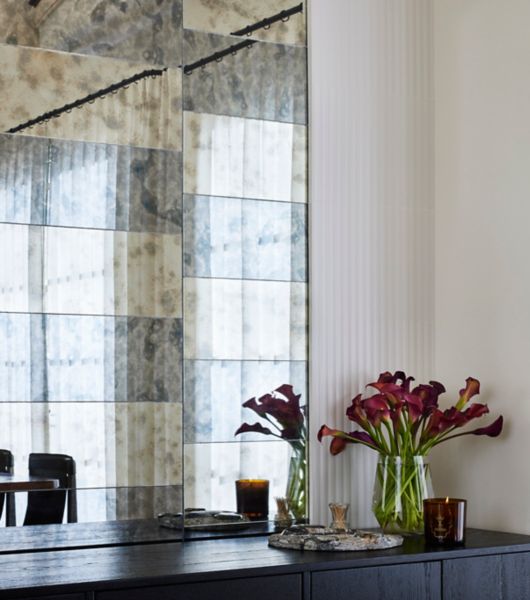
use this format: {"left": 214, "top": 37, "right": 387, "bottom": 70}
{"left": 312, "top": 562, "right": 441, "bottom": 600}
{"left": 4, "top": 595, "right": 85, "bottom": 600}
{"left": 444, "top": 552, "right": 530, "bottom": 600}
{"left": 97, "top": 573, "right": 301, "bottom": 600}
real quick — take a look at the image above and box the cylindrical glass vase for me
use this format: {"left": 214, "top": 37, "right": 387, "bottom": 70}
{"left": 372, "top": 455, "right": 433, "bottom": 535}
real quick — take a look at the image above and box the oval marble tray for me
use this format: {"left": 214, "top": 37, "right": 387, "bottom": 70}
{"left": 268, "top": 526, "right": 403, "bottom": 551}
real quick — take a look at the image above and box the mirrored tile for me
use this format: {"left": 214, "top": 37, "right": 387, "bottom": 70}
{"left": 184, "top": 440, "right": 290, "bottom": 513}
{"left": 0, "top": 134, "right": 182, "bottom": 233}
{"left": 32, "top": 0, "right": 183, "bottom": 67}
{"left": 183, "top": 359, "right": 307, "bottom": 443}
{"left": 114, "top": 317, "right": 183, "bottom": 404}
{"left": 183, "top": 0, "right": 306, "bottom": 46}
{"left": 0, "top": 134, "right": 48, "bottom": 225}
{"left": 183, "top": 30, "right": 307, "bottom": 124}
{"left": 184, "top": 112, "right": 307, "bottom": 203}
{"left": 0, "top": 45, "right": 181, "bottom": 150}
{"left": 0, "top": 401, "right": 182, "bottom": 488}
{"left": 6, "top": 485, "right": 183, "bottom": 530}
{"left": 0, "top": 314, "right": 182, "bottom": 403}
{"left": 183, "top": 194, "right": 307, "bottom": 281}
{"left": 114, "top": 146, "right": 182, "bottom": 233}
{"left": 183, "top": 278, "right": 307, "bottom": 360}
{"left": 0, "top": 224, "right": 182, "bottom": 317}
{"left": 113, "top": 231, "right": 182, "bottom": 318}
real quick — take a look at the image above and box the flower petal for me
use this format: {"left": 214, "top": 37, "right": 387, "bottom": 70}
{"left": 456, "top": 377, "right": 480, "bottom": 409}
{"left": 470, "top": 415, "right": 503, "bottom": 437}
{"left": 235, "top": 422, "right": 273, "bottom": 436}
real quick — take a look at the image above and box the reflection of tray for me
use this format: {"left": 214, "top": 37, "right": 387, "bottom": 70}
{"left": 268, "top": 526, "right": 403, "bottom": 552}
{"left": 158, "top": 509, "right": 251, "bottom": 532}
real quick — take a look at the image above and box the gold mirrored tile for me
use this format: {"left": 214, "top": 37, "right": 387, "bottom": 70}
{"left": 183, "top": 0, "right": 306, "bottom": 46}
{"left": 0, "top": 45, "right": 181, "bottom": 150}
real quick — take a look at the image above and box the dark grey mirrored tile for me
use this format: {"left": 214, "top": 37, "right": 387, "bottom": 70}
{"left": 114, "top": 317, "right": 183, "bottom": 403}
{"left": 0, "top": 134, "right": 48, "bottom": 225}
{"left": 183, "top": 30, "right": 307, "bottom": 124}
{"left": 2, "top": 0, "right": 183, "bottom": 67}
{"left": 115, "top": 146, "right": 182, "bottom": 233}
{"left": 0, "top": 314, "right": 182, "bottom": 403}
{"left": 183, "top": 359, "right": 307, "bottom": 443}
{"left": 183, "top": 194, "right": 306, "bottom": 281}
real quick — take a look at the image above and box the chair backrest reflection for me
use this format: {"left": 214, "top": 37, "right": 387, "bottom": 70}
{"left": 23, "top": 453, "right": 77, "bottom": 526}
{"left": 0, "top": 449, "right": 14, "bottom": 523}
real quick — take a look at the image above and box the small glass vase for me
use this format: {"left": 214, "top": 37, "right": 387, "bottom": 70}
{"left": 286, "top": 442, "right": 307, "bottom": 522}
{"left": 372, "top": 455, "right": 433, "bottom": 535}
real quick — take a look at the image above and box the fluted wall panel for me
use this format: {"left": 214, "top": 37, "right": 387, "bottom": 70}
{"left": 308, "top": 0, "right": 434, "bottom": 526}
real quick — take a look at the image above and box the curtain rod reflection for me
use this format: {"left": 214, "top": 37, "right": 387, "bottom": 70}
{"left": 7, "top": 2, "right": 304, "bottom": 131}
{"left": 183, "top": 2, "right": 304, "bottom": 75}
{"left": 6, "top": 67, "right": 167, "bottom": 135}
{"left": 230, "top": 2, "right": 303, "bottom": 37}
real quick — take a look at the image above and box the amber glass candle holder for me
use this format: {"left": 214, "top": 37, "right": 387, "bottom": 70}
{"left": 423, "top": 498, "right": 467, "bottom": 546}
{"left": 235, "top": 479, "right": 269, "bottom": 520}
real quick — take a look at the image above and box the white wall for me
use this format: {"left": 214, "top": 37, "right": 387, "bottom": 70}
{"left": 433, "top": 0, "right": 530, "bottom": 533}
{"left": 308, "top": 0, "right": 435, "bottom": 526}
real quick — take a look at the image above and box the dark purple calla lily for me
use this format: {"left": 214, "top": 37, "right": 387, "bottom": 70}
{"left": 236, "top": 384, "right": 305, "bottom": 442}
{"left": 318, "top": 425, "right": 378, "bottom": 454}
{"left": 456, "top": 377, "right": 480, "bottom": 410}
{"left": 319, "top": 371, "right": 503, "bottom": 457}
{"left": 346, "top": 394, "right": 369, "bottom": 426}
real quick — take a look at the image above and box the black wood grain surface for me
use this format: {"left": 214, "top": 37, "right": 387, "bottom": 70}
{"left": 444, "top": 552, "right": 530, "bottom": 600}
{"left": 312, "top": 561, "right": 441, "bottom": 600}
{"left": 0, "top": 529, "right": 529, "bottom": 599}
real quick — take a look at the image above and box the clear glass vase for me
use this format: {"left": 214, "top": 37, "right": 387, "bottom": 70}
{"left": 286, "top": 442, "right": 307, "bottom": 522}
{"left": 372, "top": 455, "right": 433, "bottom": 535}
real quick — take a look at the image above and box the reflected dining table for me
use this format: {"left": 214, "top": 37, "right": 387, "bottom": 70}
{"left": 0, "top": 474, "right": 60, "bottom": 527}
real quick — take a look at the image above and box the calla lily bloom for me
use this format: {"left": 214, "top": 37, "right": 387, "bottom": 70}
{"left": 319, "top": 372, "right": 503, "bottom": 456}
{"left": 234, "top": 422, "right": 274, "bottom": 437}
{"left": 456, "top": 377, "right": 480, "bottom": 410}
{"left": 238, "top": 384, "right": 305, "bottom": 441}
{"left": 317, "top": 425, "right": 379, "bottom": 454}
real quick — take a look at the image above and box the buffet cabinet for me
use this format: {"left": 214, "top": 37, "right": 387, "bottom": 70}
{"left": 2, "top": 530, "right": 530, "bottom": 600}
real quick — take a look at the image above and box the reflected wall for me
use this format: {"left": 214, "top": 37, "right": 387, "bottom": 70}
{"left": 0, "top": 0, "right": 307, "bottom": 530}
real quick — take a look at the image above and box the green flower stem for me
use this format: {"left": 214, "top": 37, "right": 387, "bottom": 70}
{"left": 373, "top": 457, "right": 431, "bottom": 534}
{"left": 286, "top": 443, "right": 306, "bottom": 521}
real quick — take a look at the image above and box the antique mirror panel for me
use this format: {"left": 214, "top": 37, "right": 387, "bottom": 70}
{"left": 0, "top": 0, "right": 307, "bottom": 543}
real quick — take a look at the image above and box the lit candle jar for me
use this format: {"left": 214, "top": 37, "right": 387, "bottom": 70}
{"left": 423, "top": 497, "right": 467, "bottom": 545}
{"left": 235, "top": 479, "right": 269, "bottom": 520}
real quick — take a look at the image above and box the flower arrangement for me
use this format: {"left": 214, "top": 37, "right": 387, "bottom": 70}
{"left": 318, "top": 371, "right": 503, "bottom": 533}
{"left": 235, "top": 384, "right": 307, "bottom": 521}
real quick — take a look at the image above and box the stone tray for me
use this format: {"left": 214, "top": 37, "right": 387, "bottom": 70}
{"left": 158, "top": 510, "right": 251, "bottom": 532}
{"left": 268, "top": 526, "right": 403, "bottom": 552}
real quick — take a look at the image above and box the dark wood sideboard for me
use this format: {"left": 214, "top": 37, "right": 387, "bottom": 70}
{"left": 1, "top": 529, "right": 530, "bottom": 600}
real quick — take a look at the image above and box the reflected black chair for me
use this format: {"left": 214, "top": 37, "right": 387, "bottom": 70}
{"left": 0, "top": 449, "right": 14, "bottom": 525}
{"left": 23, "top": 453, "right": 78, "bottom": 526}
